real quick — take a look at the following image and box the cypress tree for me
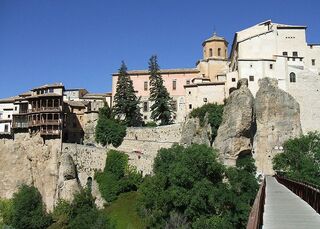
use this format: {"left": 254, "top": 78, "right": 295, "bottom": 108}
{"left": 113, "top": 61, "right": 143, "bottom": 126}
{"left": 149, "top": 55, "right": 174, "bottom": 125}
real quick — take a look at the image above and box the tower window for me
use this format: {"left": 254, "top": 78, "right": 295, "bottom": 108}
{"left": 312, "top": 59, "right": 316, "bottom": 66}
{"left": 189, "top": 104, "right": 192, "bottom": 109}
{"left": 172, "top": 80, "right": 177, "bottom": 90}
{"left": 143, "top": 102, "right": 148, "bottom": 112}
{"left": 292, "top": 51, "right": 298, "bottom": 57}
{"left": 283, "top": 51, "right": 288, "bottom": 56}
{"left": 249, "top": 75, "right": 254, "bottom": 81}
{"left": 144, "top": 81, "right": 148, "bottom": 91}
{"left": 209, "top": 48, "right": 213, "bottom": 57}
{"left": 290, "top": 72, "right": 296, "bottom": 83}
{"left": 218, "top": 48, "right": 221, "bottom": 56}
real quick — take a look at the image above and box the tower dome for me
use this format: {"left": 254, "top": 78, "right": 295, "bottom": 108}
{"left": 202, "top": 32, "right": 228, "bottom": 60}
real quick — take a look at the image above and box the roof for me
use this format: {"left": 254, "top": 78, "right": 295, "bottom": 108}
{"left": 184, "top": 82, "right": 225, "bottom": 88}
{"left": 81, "top": 93, "right": 107, "bottom": 99}
{"left": 26, "top": 93, "right": 62, "bottom": 99}
{"left": 0, "top": 96, "right": 19, "bottom": 103}
{"left": 113, "top": 68, "right": 199, "bottom": 76}
{"left": 202, "top": 32, "right": 228, "bottom": 46}
{"left": 32, "top": 83, "right": 64, "bottom": 91}
{"left": 66, "top": 100, "right": 89, "bottom": 108}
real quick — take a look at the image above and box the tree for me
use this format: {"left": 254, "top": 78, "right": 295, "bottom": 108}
{"left": 189, "top": 103, "right": 224, "bottom": 144}
{"left": 273, "top": 132, "right": 320, "bottom": 186}
{"left": 148, "top": 55, "right": 174, "bottom": 125}
{"left": 8, "top": 185, "right": 52, "bottom": 229}
{"left": 113, "top": 61, "right": 143, "bottom": 127}
{"left": 138, "top": 144, "right": 258, "bottom": 228}
{"left": 95, "top": 105, "right": 126, "bottom": 147}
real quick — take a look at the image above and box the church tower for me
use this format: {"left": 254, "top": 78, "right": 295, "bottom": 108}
{"left": 197, "top": 32, "right": 229, "bottom": 82}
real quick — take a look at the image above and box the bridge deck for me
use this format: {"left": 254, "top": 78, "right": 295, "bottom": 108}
{"left": 263, "top": 176, "right": 320, "bottom": 229}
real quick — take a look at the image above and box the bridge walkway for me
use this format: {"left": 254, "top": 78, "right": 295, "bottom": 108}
{"left": 263, "top": 176, "right": 320, "bottom": 229}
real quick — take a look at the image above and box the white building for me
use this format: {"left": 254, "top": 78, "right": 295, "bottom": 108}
{"left": 0, "top": 96, "right": 17, "bottom": 135}
{"left": 228, "top": 20, "right": 320, "bottom": 133}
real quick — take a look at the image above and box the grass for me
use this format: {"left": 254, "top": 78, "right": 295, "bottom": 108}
{"left": 105, "top": 191, "right": 146, "bottom": 229}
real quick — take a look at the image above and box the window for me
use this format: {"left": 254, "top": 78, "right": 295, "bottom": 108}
{"left": 15, "top": 107, "right": 17, "bottom": 111}
{"left": 218, "top": 48, "right": 221, "bottom": 56}
{"left": 144, "top": 81, "right": 148, "bottom": 91}
{"left": 49, "top": 88, "right": 53, "bottom": 93}
{"left": 8, "top": 115, "right": 10, "bottom": 118}
{"left": 171, "top": 101, "right": 177, "bottom": 111}
{"left": 283, "top": 52, "right": 288, "bottom": 56}
{"left": 232, "top": 78, "right": 236, "bottom": 82}
{"left": 249, "top": 75, "right": 254, "bottom": 81}
{"left": 144, "top": 115, "right": 147, "bottom": 120}
{"left": 172, "top": 80, "right": 177, "bottom": 90}
{"left": 203, "top": 98, "right": 208, "bottom": 103}
{"left": 289, "top": 72, "right": 296, "bottom": 83}
{"left": 270, "top": 64, "right": 273, "bottom": 69}
{"left": 312, "top": 59, "right": 316, "bottom": 66}
{"left": 250, "top": 64, "right": 253, "bottom": 68}
{"left": 188, "top": 91, "right": 191, "bottom": 95}
{"left": 292, "top": 51, "right": 298, "bottom": 57}
{"left": 209, "top": 48, "right": 213, "bottom": 57}
{"left": 186, "top": 80, "right": 190, "bottom": 85}
{"left": 189, "top": 104, "right": 192, "bottom": 109}
{"left": 4, "top": 124, "right": 8, "bottom": 133}
{"left": 143, "top": 102, "right": 148, "bottom": 112}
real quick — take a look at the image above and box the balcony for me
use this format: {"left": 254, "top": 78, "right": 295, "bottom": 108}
{"left": 28, "top": 119, "right": 60, "bottom": 127}
{"left": 40, "top": 129, "right": 60, "bottom": 136}
{"left": 28, "top": 107, "right": 61, "bottom": 113}
{"left": 12, "top": 122, "right": 28, "bottom": 128}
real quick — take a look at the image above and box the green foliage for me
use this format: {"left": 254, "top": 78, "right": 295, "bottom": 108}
{"left": 144, "top": 121, "right": 157, "bottom": 127}
{"left": 189, "top": 103, "right": 224, "bottom": 144}
{"left": 273, "top": 132, "right": 320, "bottom": 186}
{"left": 95, "top": 105, "right": 126, "bottom": 147}
{"left": 8, "top": 184, "right": 52, "bottom": 229}
{"left": 149, "top": 55, "right": 174, "bottom": 125}
{"left": 96, "top": 150, "right": 143, "bottom": 203}
{"left": 0, "top": 198, "right": 13, "bottom": 228}
{"left": 50, "top": 189, "right": 113, "bottom": 229}
{"left": 113, "top": 61, "right": 143, "bottom": 127}
{"left": 138, "top": 144, "right": 258, "bottom": 228}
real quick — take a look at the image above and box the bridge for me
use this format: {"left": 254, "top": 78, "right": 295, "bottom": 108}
{"left": 247, "top": 175, "right": 320, "bottom": 229}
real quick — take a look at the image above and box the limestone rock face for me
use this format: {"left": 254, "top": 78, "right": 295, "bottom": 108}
{"left": 253, "top": 78, "right": 302, "bottom": 175}
{"left": 56, "top": 153, "right": 80, "bottom": 202}
{"left": 83, "top": 113, "right": 99, "bottom": 144}
{"left": 0, "top": 133, "right": 60, "bottom": 211}
{"left": 214, "top": 78, "right": 255, "bottom": 166}
{"left": 180, "top": 116, "right": 211, "bottom": 147}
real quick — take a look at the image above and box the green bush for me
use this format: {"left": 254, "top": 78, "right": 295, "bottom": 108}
{"left": 8, "top": 184, "right": 52, "bottom": 229}
{"left": 189, "top": 103, "right": 224, "bottom": 144}
{"left": 96, "top": 150, "right": 143, "bottom": 203}
{"left": 144, "top": 121, "right": 157, "bottom": 127}
{"left": 0, "top": 198, "right": 13, "bottom": 227}
{"left": 95, "top": 106, "right": 126, "bottom": 147}
{"left": 273, "top": 132, "right": 320, "bottom": 186}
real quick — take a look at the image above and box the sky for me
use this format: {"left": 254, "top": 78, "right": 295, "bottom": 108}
{"left": 0, "top": 0, "right": 319, "bottom": 98}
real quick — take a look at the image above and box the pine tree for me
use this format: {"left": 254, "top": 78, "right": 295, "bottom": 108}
{"left": 113, "top": 61, "right": 143, "bottom": 126}
{"left": 149, "top": 55, "right": 174, "bottom": 125}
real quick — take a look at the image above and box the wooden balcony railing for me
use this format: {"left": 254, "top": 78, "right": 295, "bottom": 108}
{"left": 28, "top": 120, "right": 61, "bottom": 126}
{"left": 12, "top": 122, "right": 28, "bottom": 128}
{"left": 247, "top": 179, "right": 266, "bottom": 229}
{"left": 28, "top": 107, "right": 61, "bottom": 113}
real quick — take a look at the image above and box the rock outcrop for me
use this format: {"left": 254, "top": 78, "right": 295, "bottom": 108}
{"left": 253, "top": 78, "right": 302, "bottom": 175}
{"left": 214, "top": 78, "right": 255, "bottom": 166}
{"left": 180, "top": 116, "right": 211, "bottom": 147}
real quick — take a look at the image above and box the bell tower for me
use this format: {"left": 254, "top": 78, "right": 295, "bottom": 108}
{"left": 202, "top": 32, "right": 228, "bottom": 60}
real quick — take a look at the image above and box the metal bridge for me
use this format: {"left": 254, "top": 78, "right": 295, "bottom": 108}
{"left": 247, "top": 176, "right": 320, "bottom": 229}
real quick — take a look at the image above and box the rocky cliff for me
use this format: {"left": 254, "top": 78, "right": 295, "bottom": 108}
{"left": 214, "top": 78, "right": 255, "bottom": 166}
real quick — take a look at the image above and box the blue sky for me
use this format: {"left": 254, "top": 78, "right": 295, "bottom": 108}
{"left": 0, "top": 0, "right": 319, "bottom": 98}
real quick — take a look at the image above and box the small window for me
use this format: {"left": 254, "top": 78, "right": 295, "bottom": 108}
{"left": 173, "top": 115, "right": 176, "bottom": 120}
{"left": 312, "top": 59, "right": 316, "bottom": 66}
{"left": 171, "top": 101, "right": 177, "bottom": 111}
{"left": 209, "top": 48, "right": 213, "bottom": 57}
{"left": 144, "top": 115, "right": 147, "bottom": 120}
{"left": 186, "top": 80, "right": 190, "bottom": 85}
{"left": 188, "top": 91, "right": 191, "bottom": 95}
{"left": 250, "top": 64, "right": 253, "bottom": 68}
{"left": 290, "top": 72, "right": 296, "bottom": 83}
{"left": 189, "top": 104, "right": 192, "bottom": 109}
{"left": 144, "top": 81, "right": 148, "bottom": 91}
{"left": 232, "top": 78, "right": 236, "bottom": 82}
{"left": 292, "top": 51, "right": 298, "bottom": 57}
{"left": 143, "top": 102, "right": 148, "bottom": 112}
{"left": 15, "top": 107, "right": 17, "bottom": 111}
{"left": 249, "top": 75, "right": 254, "bottom": 81}
{"left": 4, "top": 124, "right": 8, "bottom": 132}
{"left": 218, "top": 48, "right": 221, "bottom": 56}
{"left": 49, "top": 88, "right": 53, "bottom": 93}
{"left": 172, "top": 80, "right": 177, "bottom": 90}
{"left": 203, "top": 98, "right": 208, "bottom": 103}
{"left": 8, "top": 115, "right": 10, "bottom": 118}
{"left": 283, "top": 52, "right": 288, "bottom": 56}
{"left": 270, "top": 64, "right": 273, "bottom": 69}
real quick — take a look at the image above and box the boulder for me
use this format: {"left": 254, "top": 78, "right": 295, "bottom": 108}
{"left": 253, "top": 78, "right": 302, "bottom": 175}
{"left": 214, "top": 78, "right": 255, "bottom": 166}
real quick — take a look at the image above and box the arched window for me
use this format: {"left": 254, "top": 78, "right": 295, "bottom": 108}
{"left": 289, "top": 72, "right": 296, "bottom": 83}
{"left": 209, "top": 48, "right": 213, "bottom": 57}
{"left": 218, "top": 48, "right": 221, "bottom": 56}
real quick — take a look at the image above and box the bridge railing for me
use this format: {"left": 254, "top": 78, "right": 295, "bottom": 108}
{"left": 275, "top": 175, "right": 320, "bottom": 214}
{"left": 246, "top": 179, "right": 266, "bottom": 229}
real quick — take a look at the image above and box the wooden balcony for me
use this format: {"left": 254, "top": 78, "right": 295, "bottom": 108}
{"left": 28, "top": 119, "right": 61, "bottom": 127}
{"left": 12, "top": 122, "right": 28, "bottom": 128}
{"left": 40, "top": 129, "right": 60, "bottom": 136}
{"left": 28, "top": 107, "right": 61, "bottom": 113}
